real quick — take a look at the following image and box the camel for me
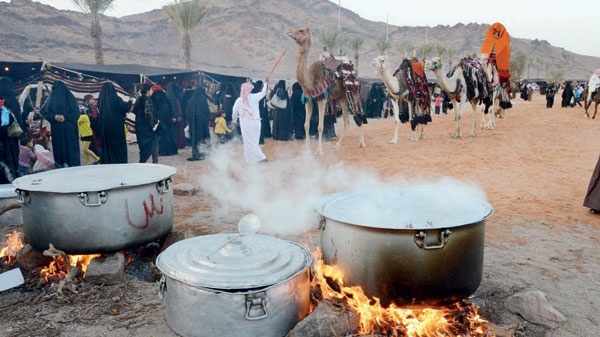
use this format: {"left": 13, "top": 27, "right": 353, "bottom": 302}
{"left": 425, "top": 56, "right": 489, "bottom": 138}
{"left": 370, "top": 55, "right": 429, "bottom": 142}
{"left": 287, "top": 27, "right": 366, "bottom": 155}
{"left": 479, "top": 53, "right": 502, "bottom": 130}
{"left": 583, "top": 87, "right": 600, "bottom": 119}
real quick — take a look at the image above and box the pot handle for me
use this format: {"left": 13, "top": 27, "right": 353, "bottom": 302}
{"left": 15, "top": 189, "right": 31, "bottom": 205}
{"left": 158, "top": 276, "right": 166, "bottom": 300}
{"left": 414, "top": 229, "right": 452, "bottom": 250}
{"left": 245, "top": 291, "right": 268, "bottom": 321}
{"left": 156, "top": 178, "right": 172, "bottom": 194}
{"left": 78, "top": 191, "right": 108, "bottom": 207}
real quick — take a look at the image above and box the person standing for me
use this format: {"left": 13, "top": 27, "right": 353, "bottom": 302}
{"left": 41, "top": 80, "right": 80, "bottom": 168}
{"left": 270, "top": 79, "right": 292, "bottom": 141}
{"left": 561, "top": 82, "right": 574, "bottom": 108}
{"left": 83, "top": 94, "right": 101, "bottom": 157}
{"left": 290, "top": 82, "right": 306, "bottom": 140}
{"left": 584, "top": 154, "right": 600, "bottom": 213}
{"left": 545, "top": 84, "right": 556, "bottom": 108}
{"left": 78, "top": 106, "right": 100, "bottom": 165}
{"left": 97, "top": 82, "right": 133, "bottom": 164}
{"left": 434, "top": 95, "right": 442, "bottom": 115}
{"left": 17, "top": 135, "right": 36, "bottom": 176}
{"left": 214, "top": 111, "right": 231, "bottom": 144}
{"left": 132, "top": 83, "right": 159, "bottom": 163}
{"left": 0, "top": 95, "right": 20, "bottom": 182}
{"left": 185, "top": 86, "right": 211, "bottom": 161}
{"left": 253, "top": 80, "right": 271, "bottom": 144}
{"left": 166, "top": 82, "right": 187, "bottom": 149}
{"left": 152, "top": 85, "right": 178, "bottom": 156}
{"left": 232, "top": 79, "right": 268, "bottom": 164}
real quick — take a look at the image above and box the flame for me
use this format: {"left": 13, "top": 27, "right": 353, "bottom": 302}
{"left": 312, "top": 249, "right": 495, "bottom": 337}
{"left": 0, "top": 230, "right": 24, "bottom": 264}
{"left": 40, "top": 254, "right": 101, "bottom": 283}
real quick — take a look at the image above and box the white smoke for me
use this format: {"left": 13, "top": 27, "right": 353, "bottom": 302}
{"left": 196, "top": 144, "right": 491, "bottom": 236}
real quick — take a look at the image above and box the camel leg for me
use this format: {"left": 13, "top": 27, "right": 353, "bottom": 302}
{"left": 304, "top": 100, "right": 313, "bottom": 150}
{"left": 419, "top": 124, "right": 425, "bottom": 140}
{"left": 593, "top": 102, "right": 599, "bottom": 119}
{"left": 315, "top": 99, "right": 326, "bottom": 155}
{"left": 469, "top": 101, "right": 478, "bottom": 137}
{"left": 452, "top": 100, "right": 462, "bottom": 138}
{"left": 389, "top": 100, "right": 400, "bottom": 144}
{"left": 584, "top": 100, "right": 590, "bottom": 118}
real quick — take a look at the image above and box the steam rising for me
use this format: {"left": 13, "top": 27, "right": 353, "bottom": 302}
{"left": 196, "top": 146, "right": 490, "bottom": 236}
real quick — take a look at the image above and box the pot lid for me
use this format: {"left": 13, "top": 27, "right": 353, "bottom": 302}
{"left": 155, "top": 233, "right": 313, "bottom": 290}
{"left": 11, "top": 164, "right": 176, "bottom": 193}
{"left": 317, "top": 185, "right": 493, "bottom": 230}
{"left": 0, "top": 184, "right": 17, "bottom": 198}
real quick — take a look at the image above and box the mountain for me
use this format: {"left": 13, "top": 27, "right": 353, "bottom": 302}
{"left": 1, "top": 0, "right": 598, "bottom": 82}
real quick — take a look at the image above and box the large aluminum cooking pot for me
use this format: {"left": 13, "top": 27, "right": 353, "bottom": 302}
{"left": 12, "top": 164, "right": 176, "bottom": 254}
{"left": 317, "top": 184, "right": 493, "bottom": 306}
{"left": 156, "top": 231, "right": 313, "bottom": 337}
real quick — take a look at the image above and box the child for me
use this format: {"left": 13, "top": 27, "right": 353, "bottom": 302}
{"left": 434, "top": 95, "right": 442, "bottom": 115}
{"left": 214, "top": 111, "right": 232, "bottom": 144}
{"left": 78, "top": 106, "right": 100, "bottom": 165}
{"left": 18, "top": 134, "right": 36, "bottom": 176}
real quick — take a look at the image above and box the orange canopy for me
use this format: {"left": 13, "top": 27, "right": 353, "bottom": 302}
{"left": 481, "top": 22, "right": 511, "bottom": 82}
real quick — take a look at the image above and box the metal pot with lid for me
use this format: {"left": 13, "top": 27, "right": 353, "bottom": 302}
{"left": 156, "top": 217, "right": 313, "bottom": 337}
{"left": 317, "top": 183, "right": 493, "bottom": 306}
{"left": 12, "top": 163, "right": 176, "bottom": 253}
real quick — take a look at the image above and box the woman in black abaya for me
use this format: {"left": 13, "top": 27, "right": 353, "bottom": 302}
{"left": 253, "top": 80, "right": 271, "bottom": 144}
{"left": 98, "top": 82, "right": 132, "bottom": 164}
{"left": 270, "top": 79, "right": 293, "bottom": 141}
{"left": 152, "top": 86, "right": 178, "bottom": 156}
{"left": 132, "top": 83, "right": 159, "bottom": 163}
{"left": 185, "top": 86, "right": 211, "bottom": 161}
{"left": 41, "top": 80, "right": 80, "bottom": 168}
{"left": 290, "top": 82, "right": 306, "bottom": 140}
{"left": 0, "top": 77, "right": 22, "bottom": 182}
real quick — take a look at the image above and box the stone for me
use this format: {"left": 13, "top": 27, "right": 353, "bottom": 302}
{"left": 85, "top": 253, "right": 126, "bottom": 286}
{"left": 505, "top": 290, "right": 567, "bottom": 329}
{"left": 172, "top": 183, "right": 196, "bottom": 196}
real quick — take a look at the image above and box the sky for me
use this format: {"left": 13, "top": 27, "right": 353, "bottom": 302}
{"left": 13, "top": 0, "right": 600, "bottom": 58}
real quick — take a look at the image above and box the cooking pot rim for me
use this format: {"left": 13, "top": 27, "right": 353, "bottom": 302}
{"left": 316, "top": 187, "right": 493, "bottom": 230}
{"left": 12, "top": 163, "right": 176, "bottom": 193}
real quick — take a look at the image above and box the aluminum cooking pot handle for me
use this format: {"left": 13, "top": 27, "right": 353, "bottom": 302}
{"left": 158, "top": 276, "right": 166, "bottom": 300}
{"left": 245, "top": 291, "right": 268, "bottom": 321}
{"left": 78, "top": 191, "right": 108, "bottom": 207}
{"left": 156, "top": 178, "right": 172, "bottom": 194}
{"left": 15, "top": 189, "right": 31, "bottom": 205}
{"left": 414, "top": 229, "right": 452, "bottom": 250}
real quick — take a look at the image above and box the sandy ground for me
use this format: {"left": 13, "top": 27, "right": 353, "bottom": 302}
{"left": 1, "top": 93, "right": 599, "bottom": 337}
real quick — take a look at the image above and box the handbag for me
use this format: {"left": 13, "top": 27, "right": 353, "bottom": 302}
{"left": 270, "top": 90, "right": 287, "bottom": 109}
{"left": 7, "top": 113, "right": 23, "bottom": 138}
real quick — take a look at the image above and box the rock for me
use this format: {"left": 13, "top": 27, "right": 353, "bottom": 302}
{"left": 16, "top": 244, "right": 53, "bottom": 271}
{"left": 85, "top": 253, "right": 126, "bottom": 286}
{"left": 505, "top": 290, "right": 567, "bottom": 329}
{"left": 286, "top": 298, "right": 359, "bottom": 337}
{"left": 173, "top": 183, "right": 196, "bottom": 196}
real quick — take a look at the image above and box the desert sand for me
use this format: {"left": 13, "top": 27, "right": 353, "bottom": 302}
{"left": 1, "top": 93, "right": 599, "bottom": 337}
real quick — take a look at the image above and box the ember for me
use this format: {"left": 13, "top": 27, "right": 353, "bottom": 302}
{"left": 312, "top": 250, "right": 495, "bottom": 337}
{"left": 40, "top": 253, "right": 101, "bottom": 283}
{"left": 0, "top": 230, "right": 23, "bottom": 264}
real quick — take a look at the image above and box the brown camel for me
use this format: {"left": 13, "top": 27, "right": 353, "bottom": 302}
{"left": 287, "top": 27, "right": 365, "bottom": 155}
{"left": 583, "top": 87, "right": 600, "bottom": 119}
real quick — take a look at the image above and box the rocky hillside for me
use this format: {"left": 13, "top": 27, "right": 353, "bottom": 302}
{"left": 1, "top": 0, "right": 598, "bottom": 81}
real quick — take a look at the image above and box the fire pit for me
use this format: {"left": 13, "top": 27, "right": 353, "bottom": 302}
{"left": 317, "top": 182, "right": 493, "bottom": 306}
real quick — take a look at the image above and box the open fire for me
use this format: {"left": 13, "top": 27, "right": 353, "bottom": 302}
{"left": 0, "top": 230, "right": 24, "bottom": 264}
{"left": 40, "top": 253, "right": 101, "bottom": 283}
{"left": 311, "top": 249, "right": 495, "bottom": 337}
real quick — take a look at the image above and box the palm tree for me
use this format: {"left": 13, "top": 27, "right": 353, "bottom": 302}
{"left": 395, "top": 41, "right": 413, "bottom": 58}
{"left": 347, "top": 35, "right": 364, "bottom": 76}
{"left": 376, "top": 40, "right": 392, "bottom": 55}
{"left": 71, "top": 0, "right": 115, "bottom": 65}
{"left": 319, "top": 29, "right": 343, "bottom": 56}
{"left": 435, "top": 45, "right": 446, "bottom": 59}
{"left": 420, "top": 43, "right": 434, "bottom": 60}
{"left": 447, "top": 48, "right": 456, "bottom": 68}
{"left": 164, "top": 0, "right": 210, "bottom": 69}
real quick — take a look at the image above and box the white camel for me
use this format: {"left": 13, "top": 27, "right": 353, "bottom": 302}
{"left": 479, "top": 53, "right": 505, "bottom": 130}
{"left": 425, "top": 56, "right": 488, "bottom": 138}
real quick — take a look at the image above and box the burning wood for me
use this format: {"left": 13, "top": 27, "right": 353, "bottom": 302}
{"left": 40, "top": 243, "right": 101, "bottom": 290}
{"left": 0, "top": 230, "right": 23, "bottom": 264}
{"left": 311, "top": 250, "right": 497, "bottom": 337}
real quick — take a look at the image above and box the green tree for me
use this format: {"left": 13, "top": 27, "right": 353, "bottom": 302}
{"left": 546, "top": 67, "right": 566, "bottom": 85}
{"left": 376, "top": 40, "right": 392, "bottom": 55}
{"left": 164, "top": 0, "right": 210, "bottom": 69}
{"left": 510, "top": 51, "right": 528, "bottom": 81}
{"left": 318, "top": 29, "right": 343, "bottom": 56}
{"left": 435, "top": 45, "right": 446, "bottom": 58}
{"left": 395, "top": 41, "right": 413, "bottom": 58}
{"left": 347, "top": 35, "right": 364, "bottom": 76}
{"left": 447, "top": 48, "right": 456, "bottom": 68}
{"left": 71, "top": 0, "right": 115, "bottom": 65}
{"left": 420, "top": 44, "right": 434, "bottom": 60}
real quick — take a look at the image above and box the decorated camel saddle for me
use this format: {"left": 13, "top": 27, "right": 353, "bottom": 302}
{"left": 449, "top": 57, "right": 491, "bottom": 102}
{"left": 393, "top": 58, "right": 432, "bottom": 128}
{"left": 317, "top": 53, "right": 364, "bottom": 115}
